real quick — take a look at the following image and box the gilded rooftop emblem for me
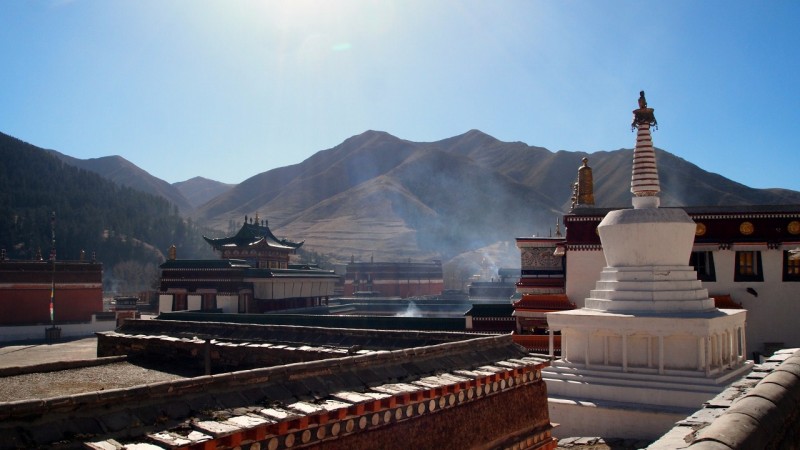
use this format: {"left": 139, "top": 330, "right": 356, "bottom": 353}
{"left": 632, "top": 90, "right": 658, "bottom": 130}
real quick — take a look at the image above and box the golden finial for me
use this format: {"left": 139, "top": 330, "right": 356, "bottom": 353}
{"left": 632, "top": 90, "right": 658, "bottom": 130}
{"left": 576, "top": 158, "right": 595, "bottom": 207}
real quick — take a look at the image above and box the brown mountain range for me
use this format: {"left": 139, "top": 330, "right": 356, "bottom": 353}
{"left": 192, "top": 129, "right": 800, "bottom": 263}
{"left": 12, "top": 128, "right": 799, "bottom": 267}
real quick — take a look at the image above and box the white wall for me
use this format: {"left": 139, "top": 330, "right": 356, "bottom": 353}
{"left": 548, "top": 398, "right": 686, "bottom": 441}
{"left": 217, "top": 295, "right": 238, "bottom": 313}
{"left": 187, "top": 295, "right": 201, "bottom": 311}
{"left": 565, "top": 250, "right": 605, "bottom": 308}
{"left": 703, "top": 247, "right": 800, "bottom": 357}
{"left": 158, "top": 294, "right": 173, "bottom": 314}
{"left": 251, "top": 278, "right": 336, "bottom": 300}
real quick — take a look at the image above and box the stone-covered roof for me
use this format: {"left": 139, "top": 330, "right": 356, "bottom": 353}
{"left": 0, "top": 320, "right": 552, "bottom": 449}
{"left": 203, "top": 221, "right": 303, "bottom": 251}
{"left": 648, "top": 348, "right": 800, "bottom": 449}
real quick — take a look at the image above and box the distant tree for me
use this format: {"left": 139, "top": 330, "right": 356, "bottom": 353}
{"left": 0, "top": 133, "right": 215, "bottom": 291}
{"left": 109, "top": 260, "right": 159, "bottom": 295}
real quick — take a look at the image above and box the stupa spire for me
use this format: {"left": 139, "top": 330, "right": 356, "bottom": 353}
{"left": 630, "top": 91, "right": 660, "bottom": 209}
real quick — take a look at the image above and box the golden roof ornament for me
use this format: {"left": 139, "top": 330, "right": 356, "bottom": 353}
{"left": 576, "top": 157, "right": 595, "bottom": 207}
{"left": 631, "top": 90, "right": 658, "bottom": 131}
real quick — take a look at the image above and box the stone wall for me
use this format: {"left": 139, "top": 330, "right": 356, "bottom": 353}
{"left": 110, "top": 318, "right": 474, "bottom": 348}
{"left": 97, "top": 319, "right": 494, "bottom": 373}
{"left": 305, "top": 382, "right": 553, "bottom": 450}
{"left": 97, "top": 330, "right": 350, "bottom": 373}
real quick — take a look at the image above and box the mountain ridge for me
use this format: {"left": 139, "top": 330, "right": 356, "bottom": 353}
{"left": 174, "top": 176, "right": 235, "bottom": 209}
{"left": 10, "top": 129, "right": 800, "bottom": 266}
{"left": 46, "top": 149, "right": 194, "bottom": 213}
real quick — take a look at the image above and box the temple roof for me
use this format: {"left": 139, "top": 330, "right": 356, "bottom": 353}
{"left": 203, "top": 220, "right": 303, "bottom": 251}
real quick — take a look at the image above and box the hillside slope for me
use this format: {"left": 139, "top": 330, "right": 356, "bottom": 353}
{"left": 174, "top": 177, "right": 235, "bottom": 209}
{"left": 47, "top": 149, "right": 194, "bottom": 213}
{"left": 11, "top": 128, "right": 800, "bottom": 266}
{"left": 0, "top": 132, "right": 214, "bottom": 293}
{"left": 194, "top": 129, "right": 800, "bottom": 262}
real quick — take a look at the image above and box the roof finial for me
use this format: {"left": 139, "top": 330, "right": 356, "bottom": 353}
{"left": 630, "top": 91, "right": 661, "bottom": 208}
{"left": 631, "top": 90, "right": 658, "bottom": 131}
{"left": 576, "top": 157, "right": 595, "bottom": 207}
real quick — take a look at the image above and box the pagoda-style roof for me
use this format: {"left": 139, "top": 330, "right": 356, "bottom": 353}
{"left": 203, "top": 220, "right": 303, "bottom": 251}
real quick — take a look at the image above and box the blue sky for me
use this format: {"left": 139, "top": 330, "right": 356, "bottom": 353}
{"left": 2, "top": 1, "right": 799, "bottom": 191}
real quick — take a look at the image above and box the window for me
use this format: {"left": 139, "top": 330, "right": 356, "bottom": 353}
{"left": 690, "top": 251, "right": 716, "bottom": 282}
{"left": 734, "top": 251, "right": 763, "bottom": 282}
{"left": 783, "top": 251, "right": 800, "bottom": 282}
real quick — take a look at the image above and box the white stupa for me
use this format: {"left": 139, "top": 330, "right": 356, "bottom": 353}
{"left": 544, "top": 92, "right": 752, "bottom": 440}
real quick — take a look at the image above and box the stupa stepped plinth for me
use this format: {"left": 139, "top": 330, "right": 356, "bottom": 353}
{"left": 543, "top": 91, "right": 752, "bottom": 440}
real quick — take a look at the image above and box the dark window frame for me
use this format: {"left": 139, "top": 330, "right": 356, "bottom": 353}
{"left": 690, "top": 251, "right": 716, "bottom": 282}
{"left": 783, "top": 250, "right": 800, "bottom": 282}
{"left": 734, "top": 251, "right": 764, "bottom": 282}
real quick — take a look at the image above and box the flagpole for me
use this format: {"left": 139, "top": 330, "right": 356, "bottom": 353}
{"left": 50, "top": 211, "right": 55, "bottom": 326}
{"left": 46, "top": 211, "right": 60, "bottom": 343}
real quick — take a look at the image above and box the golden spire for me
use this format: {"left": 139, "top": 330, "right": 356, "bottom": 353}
{"left": 576, "top": 157, "right": 595, "bottom": 207}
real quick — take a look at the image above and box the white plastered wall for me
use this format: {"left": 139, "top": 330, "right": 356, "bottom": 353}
{"left": 565, "top": 250, "right": 605, "bottom": 308}
{"left": 703, "top": 246, "right": 800, "bottom": 357}
{"left": 216, "top": 295, "right": 238, "bottom": 313}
